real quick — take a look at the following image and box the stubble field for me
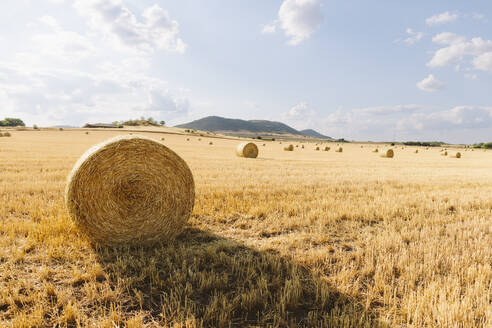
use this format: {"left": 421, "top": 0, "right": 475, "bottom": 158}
{"left": 0, "top": 130, "right": 491, "bottom": 327}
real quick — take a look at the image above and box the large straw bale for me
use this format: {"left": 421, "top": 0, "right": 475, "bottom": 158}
{"left": 65, "top": 135, "right": 195, "bottom": 246}
{"left": 381, "top": 149, "right": 394, "bottom": 158}
{"left": 236, "top": 142, "right": 259, "bottom": 158}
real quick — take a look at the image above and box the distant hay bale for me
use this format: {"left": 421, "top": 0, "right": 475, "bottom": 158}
{"left": 284, "top": 144, "right": 294, "bottom": 151}
{"left": 295, "top": 145, "right": 299, "bottom": 148}
{"left": 198, "top": 138, "right": 201, "bottom": 141}
{"left": 186, "top": 138, "right": 190, "bottom": 141}
{"left": 415, "top": 149, "right": 418, "bottom": 153}
{"left": 324, "top": 146, "right": 330, "bottom": 151}
{"left": 85, "top": 131, "right": 89, "bottom": 135}
{"left": 3, "top": 132, "right": 11, "bottom": 137}
{"left": 236, "top": 142, "right": 258, "bottom": 158}
{"left": 65, "top": 135, "right": 195, "bottom": 246}
{"left": 452, "top": 152, "right": 461, "bottom": 158}
{"left": 161, "top": 137, "right": 165, "bottom": 141}
{"left": 315, "top": 146, "right": 320, "bottom": 151}
{"left": 441, "top": 151, "right": 448, "bottom": 156}
{"left": 59, "top": 128, "right": 64, "bottom": 131}
{"left": 209, "top": 141, "right": 213, "bottom": 145}
{"left": 372, "top": 148, "right": 379, "bottom": 153}
{"left": 381, "top": 149, "right": 394, "bottom": 158}
{"left": 301, "top": 145, "right": 304, "bottom": 148}
{"left": 262, "top": 143, "right": 266, "bottom": 146}
{"left": 335, "top": 147, "right": 343, "bottom": 152}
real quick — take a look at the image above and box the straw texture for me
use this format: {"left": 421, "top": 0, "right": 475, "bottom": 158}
{"left": 65, "top": 135, "right": 195, "bottom": 246}
{"left": 236, "top": 142, "right": 259, "bottom": 158}
{"left": 381, "top": 149, "right": 394, "bottom": 158}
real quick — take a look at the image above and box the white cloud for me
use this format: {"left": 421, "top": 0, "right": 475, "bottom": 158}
{"left": 426, "top": 11, "right": 459, "bottom": 26}
{"left": 315, "top": 105, "right": 492, "bottom": 143}
{"left": 400, "top": 28, "right": 423, "bottom": 46}
{"left": 263, "top": 0, "right": 323, "bottom": 46}
{"left": 432, "top": 32, "right": 466, "bottom": 46}
{"left": 283, "top": 101, "right": 319, "bottom": 130}
{"left": 473, "top": 52, "right": 492, "bottom": 72}
{"left": 74, "top": 0, "right": 186, "bottom": 53}
{"left": 354, "top": 104, "right": 423, "bottom": 115}
{"left": 261, "top": 22, "right": 277, "bottom": 34}
{"left": 428, "top": 34, "right": 492, "bottom": 68}
{"left": 0, "top": 61, "right": 191, "bottom": 126}
{"left": 417, "top": 74, "right": 444, "bottom": 92}
{"left": 287, "top": 101, "right": 311, "bottom": 118}
{"left": 29, "top": 16, "right": 96, "bottom": 62}
{"left": 471, "top": 13, "right": 486, "bottom": 22}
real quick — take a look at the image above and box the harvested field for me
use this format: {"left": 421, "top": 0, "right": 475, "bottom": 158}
{"left": 0, "top": 130, "right": 491, "bottom": 327}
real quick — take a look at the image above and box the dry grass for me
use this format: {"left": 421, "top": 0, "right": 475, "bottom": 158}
{"left": 0, "top": 131, "right": 491, "bottom": 327}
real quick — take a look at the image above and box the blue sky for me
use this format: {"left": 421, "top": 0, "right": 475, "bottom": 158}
{"left": 1, "top": 0, "right": 492, "bottom": 143}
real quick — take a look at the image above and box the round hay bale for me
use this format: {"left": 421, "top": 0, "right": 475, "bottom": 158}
{"left": 295, "top": 145, "right": 299, "bottom": 148}
{"left": 186, "top": 138, "right": 190, "bottom": 141}
{"left": 198, "top": 138, "right": 201, "bottom": 141}
{"left": 381, "top": 149, "right": 394, "bottom": 158}
{"left": 284, "top": 144, "right": 294, "bottom": 151}
{"left": 236, "top": 142, "right": 258, "bottom": 158}
{"left": 85, "top": 131, "right": 89, "bottom": 135}
{"left": 262, "top": 143, "right": 266, "bottom": 146}
{"left": 335, "top": 147, "right": 343, "bottom": 153}
{"left": 315, "top": 146, "right": 320, "bottom": 151}
{"left": 209, "top": 141, "right": 213, "bottom": 145}
{"left": 161, "top": 137, "right": 165, "bottom": 141}
{"left": 441, "top": 151, "right": 448, "bottom": 156}
{"left": 415, "top": 149, "right": 418, "bottom": 153}
{"left": 301, "top": 145, "right": 304, "bottom": 149}
{"left": 372, "top": 148, "right": 379, "bottom": 153}
{"left": 324, "top": 146, "right": 330, "bottom": 151}
{"left": 453, "top": 152, "right": 461, "bottom": 158}
{"left": 65, "top": 135, "right": 195, "bottom": 246}
{"left": 3, "top": 132, "right": 11, "bottom": 137}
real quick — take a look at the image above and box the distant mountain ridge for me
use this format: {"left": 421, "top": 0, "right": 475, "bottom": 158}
{"left": 175, "top": 116, "right": 332, "bottom": 139}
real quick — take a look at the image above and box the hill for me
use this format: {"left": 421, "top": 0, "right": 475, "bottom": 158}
{"left": 300, "top": 129, "right": 331, "bottom": 139}
{"left": 176, "top": 116, "right": 332, "bottom": 139}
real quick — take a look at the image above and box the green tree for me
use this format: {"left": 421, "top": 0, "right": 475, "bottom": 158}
{"left": 0, "top": 118, "right": 25, "bottom": 127}
{"left": 160, "top": 120, "right": 165, "bottom": 126}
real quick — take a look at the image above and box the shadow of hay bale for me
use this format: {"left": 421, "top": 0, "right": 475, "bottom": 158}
{"left": 95, "top": 228, "right": 386, "bottom": 327}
